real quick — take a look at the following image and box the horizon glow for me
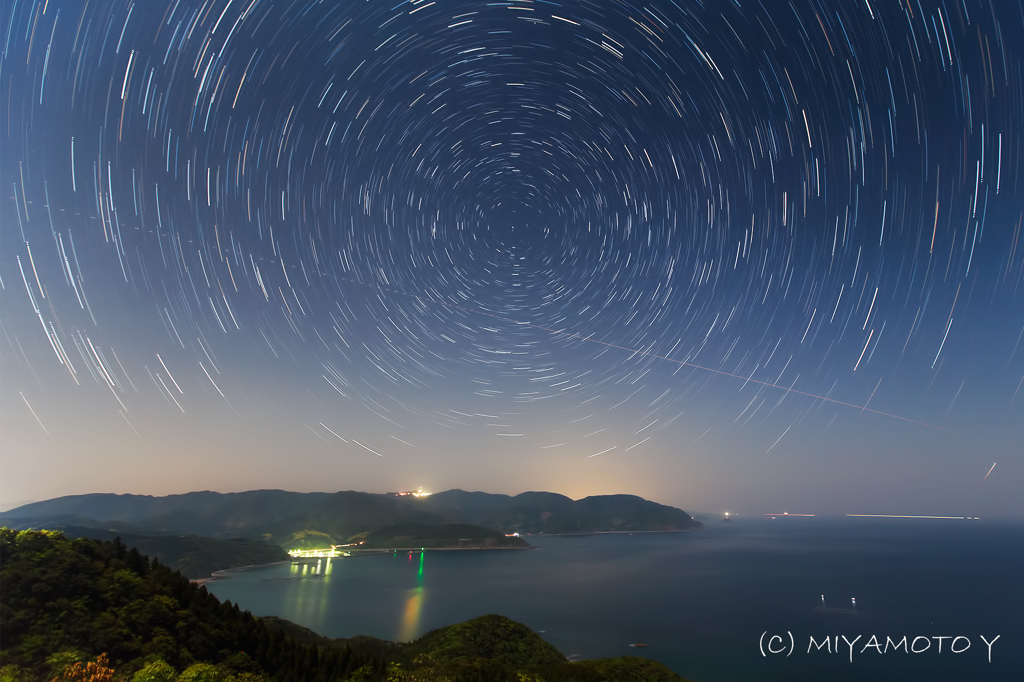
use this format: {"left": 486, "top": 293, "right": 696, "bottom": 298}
{"left": 0, "top": 0, "right": 1021, "bottom": 518}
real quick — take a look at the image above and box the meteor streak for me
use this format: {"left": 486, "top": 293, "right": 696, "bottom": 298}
{"left": 20, "top": 392, "right": 54, "bottom": 441}
{"left": 983, "top": 462, "right": 997, "bottom": 480}
{"left": 400, "top": 288, "right": 959, "bottom": 434}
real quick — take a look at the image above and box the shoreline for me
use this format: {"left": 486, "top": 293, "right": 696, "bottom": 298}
{"left": 346, "top": 545, "right": 532, "bottom": 554}
{"left": 528, "top": 527, "right": 699, "bottom": 536}
{"left": 192, "top": 545, "right": 532, "bottom": 582}
{"left": 191, "top": 530, "right": 697, "bottom": 582}
{"left": 192, "top": 559, "right": 292, "bottom": 585}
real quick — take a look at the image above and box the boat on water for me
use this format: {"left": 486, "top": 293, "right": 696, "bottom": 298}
{"left": 628, "top": 643, "right": 649, "bottom": 648}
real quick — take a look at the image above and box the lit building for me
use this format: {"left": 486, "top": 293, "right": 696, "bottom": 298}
{"left": 391, "top": 487, "right": 430, "bottom": 497}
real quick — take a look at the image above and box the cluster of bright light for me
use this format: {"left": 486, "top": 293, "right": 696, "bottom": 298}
{"left": 288, "top": 548, "right": 344, "bottom": 558}
{"left": 395, "top": 487, "right": 431, "bottom": 497}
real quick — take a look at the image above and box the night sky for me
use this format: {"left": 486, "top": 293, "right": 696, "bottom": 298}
{"left": 1, "top": 0, "right": 1021, "bottom": 518}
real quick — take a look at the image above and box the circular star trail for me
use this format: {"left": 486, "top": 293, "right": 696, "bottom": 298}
{"left": 1, "top": 0, "right": 1022, "bottom": 513}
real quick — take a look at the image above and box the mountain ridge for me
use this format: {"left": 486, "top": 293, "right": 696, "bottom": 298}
{"left": 2, "top": 488, "right": 702, "bottom": 551}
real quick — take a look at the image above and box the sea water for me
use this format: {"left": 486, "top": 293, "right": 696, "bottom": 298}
{"left": 206, "top": 518, "right": 1023, "bottom": 681}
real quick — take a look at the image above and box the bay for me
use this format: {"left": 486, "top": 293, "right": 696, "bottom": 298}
{"left": 207, "top": 518, "right": 1023, "bottom": 681}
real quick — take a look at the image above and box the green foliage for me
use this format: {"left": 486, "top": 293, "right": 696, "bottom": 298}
{"left": 387, "top": 618, "right": 695, "bottom": 681}
{"left": 130, "top": 660, "right": 176, "bottom": 682}
{"left": 542, "top": 657, "right": 693, "bottom": 682}
{"left": 0, "top": 529, "right": 386, "bottom": 682}
{"left": 155, "top": 538, "right": 289, "bottom": 579}
{"left": 178, "top": 664, "right": 227, "bottom": 682}
{"left": 0, "top": 525, "right": 289, "bottom": 580}
{"left": 405, "top": 616, "right": 565, "bottom": 668}
{"left": 43, "top": 653, "right": 85, "bottom": 679}
{"left": 1, "top": 528, "right": 693, "bottom": 682}
{"left": 218, "top": 653, "right": 260, "bottom": 676}
{"left": 0, "top": 666, "right": 30, "bottom": 682}
{"left": 344, "top": 666, "right": 377, "bottom": 682}
{"left": 254, "top": 620, "right": 330, "bottom": 647}
{"left": 580, "top": 656, "right": 684, "bottom": 681}
{"left": 281, "top": 531, "right": 334, "bottom": 552}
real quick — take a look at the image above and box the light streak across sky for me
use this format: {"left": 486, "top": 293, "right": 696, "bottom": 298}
{"left": 0, "top": 0, "right": 1021, "bottom": 516}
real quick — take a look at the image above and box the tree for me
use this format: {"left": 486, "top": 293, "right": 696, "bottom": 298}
{"left": 49, "top": 654, "right": 114, "bottom": 682}
{"left": 0, "top": 665, "right": 31, "bottom": 682}
{"left": 177, "top": 663, "right": 227, "bottom": 682}
{"left": 44, "top": 653, "right": 85, "bottom": 680}
{"left": 130, "top": 660, "right": 176, "bottom": 682}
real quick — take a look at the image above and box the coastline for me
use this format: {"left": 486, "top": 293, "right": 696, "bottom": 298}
{"left": 191, "top": 545, "right": 533, "bottom": 582}
{"left": 527, "top": 527, "right": 700, "bottom": 536}
{"left": 346, "top": 545, "right": 532, "bottom": 554}
{"left": 191, "top": 559, "right": 292, "bottom": 585}
{"left": 190, "top": 530, "right": 697, "bottom": 582}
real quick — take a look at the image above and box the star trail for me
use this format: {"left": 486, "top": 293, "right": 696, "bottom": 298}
{"left": 1, "top": 0, "right": 1022, "bottom": 516}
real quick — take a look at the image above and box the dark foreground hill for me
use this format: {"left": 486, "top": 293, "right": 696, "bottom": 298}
{"left": 2, "top": 489, "right": 701, "bottom": 551}
{"left": 0, "top": 529, "right": 693, "bottom": 682}
{"left": 0, "top": 523, "right": 288, "bottom": 579}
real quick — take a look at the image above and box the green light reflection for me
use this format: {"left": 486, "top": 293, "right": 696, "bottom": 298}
{"left": 399, "top": 551, "right": 426, "bottom": 642}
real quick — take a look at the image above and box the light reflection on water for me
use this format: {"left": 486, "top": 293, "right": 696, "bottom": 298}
{"left": 284, "top": 557, "right": 334, "bottom": 626}
{"left": 207, "top": 521, "right": 1024, "bottom": 682}
{"left": 399, "top": 552, "right": 426, "bottom": 641}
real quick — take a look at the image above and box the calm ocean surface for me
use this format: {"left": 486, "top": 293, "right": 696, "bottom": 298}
{"left": 207, "top": 518, "right": 1023, "bottom": 682}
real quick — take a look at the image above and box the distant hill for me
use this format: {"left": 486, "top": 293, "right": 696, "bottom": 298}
{"left": 0, "top": 522, "right": 288, "bottom": 579}
{"left": 3, "top": 488, "right": 701, "bottom": 553}
{"left": 421, "top": 491, "right": 700, "bottom": 534}
{"left": 0, "top": 529, "right": 694, "bottom": 681}
{"left": 1, "top": 490, "right": 333, "bottom": 536}
{"left": 352, "top": 522, "right": 530, "bottom": 550}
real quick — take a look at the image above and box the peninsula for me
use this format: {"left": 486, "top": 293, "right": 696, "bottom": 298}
{"left": 1, "top": 488, "right": 701, "bottom": 577}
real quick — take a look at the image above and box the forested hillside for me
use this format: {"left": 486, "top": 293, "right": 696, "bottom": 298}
{"left": 0, "top": 529, "right": 691, "bottom": 682}
{"left": 3, "top": 490, "right": 701, "bottom": 549}
{"left": 0, "top": 529, "right": 385, "bottom": 681}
